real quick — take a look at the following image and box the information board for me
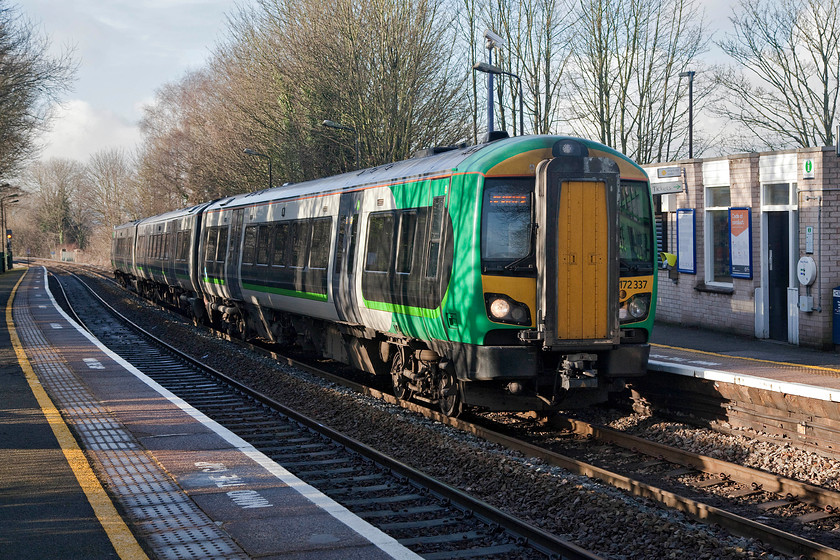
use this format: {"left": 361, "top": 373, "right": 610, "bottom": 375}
{"left": 676, "top": 209, "right": 696, "bottom": 274}
{"left": 729, "top": 207, "right": 752, "bottom": 278}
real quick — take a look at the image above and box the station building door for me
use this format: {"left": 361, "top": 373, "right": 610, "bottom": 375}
{"left": 766, "top": 211, "right": 790, "bottom": 341}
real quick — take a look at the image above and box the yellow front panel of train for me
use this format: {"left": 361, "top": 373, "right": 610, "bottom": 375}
{"left": 556, "top": 180, "right": 609, "bottom": 339}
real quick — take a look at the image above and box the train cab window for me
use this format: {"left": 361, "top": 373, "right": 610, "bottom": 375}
{"left": 310, "top": 218, "right": 331, "bottom": 269}
{"left": 365, "top": 212, "right": 394, "bottom": 273}
{"left": 242, "top": 226, "right": 257, "bottom": 265}
{"left": 272, "top": 223, "right": 289, "bottom": 267}
{"left": 396, "top": 211, "right": 417, "bottom": 274}
{"left": 619, "top": 180, "right": 655, "bottom": 275}
{"left": 290, "top": 220, "right": 310, "bottom": 268}
{"left": 480, "top": 178, "right": 534, "bottom": 273}
{"left": 256, "top": 225, "right": 270, "bottom": 265}
{"left": 216, "top": 227, "right": 228, "bottom": 262}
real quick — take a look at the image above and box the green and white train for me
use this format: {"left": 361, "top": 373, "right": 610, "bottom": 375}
{"left": 112, "top": 134, "right": 657, "bottom": 416}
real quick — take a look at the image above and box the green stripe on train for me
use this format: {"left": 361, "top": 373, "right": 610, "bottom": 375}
{"left": 363, "top": 298, "right": 440, "bottom": 319}
{"left": 242, "top": 282, "right": 327, "bottom": 302}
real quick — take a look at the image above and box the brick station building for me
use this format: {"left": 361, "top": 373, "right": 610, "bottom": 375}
{"left": 644, "top": 147, "right": 840, "bottom": 350}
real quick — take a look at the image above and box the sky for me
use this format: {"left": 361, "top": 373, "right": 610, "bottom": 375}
{"left": 22, "top": 0, "right": 232, "bottom": 162}
{"left": 22, "top": 0, "right": 735, "bottom": 166}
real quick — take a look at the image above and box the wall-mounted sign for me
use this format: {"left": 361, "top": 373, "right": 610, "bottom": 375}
{"left": 803, "top": 158, "right": 815, "bottom": 179}
{"left": 728, "top": 207, "right": 752, "bottom": 278}
{"left": 676, "top": 209, "right": 696, "bottom": 274}
{"left": 806, "top": 225, "right": 814, "bottom": 254}
{"left": 651, "top": 181, "right": 683, "bottom": 195}
{"left": 657, "top": 166, "right": 682, "bottom": 178}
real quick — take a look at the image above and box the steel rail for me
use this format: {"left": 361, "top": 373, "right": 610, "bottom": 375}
{"left": 68, "top": 264, "right": 840, "bottom": 560}
{"left": 548, "top": 415, "right": 840, "bottom": 511}
{"left": 66, "top": 270, "right": 601, "bottom": 560}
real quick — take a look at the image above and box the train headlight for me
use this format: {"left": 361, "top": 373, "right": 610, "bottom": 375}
{"left": 485, "top": 294, "right": 531, "bottom": 326}
{"left": 628, "top": 296, "right": 648, "bottom": 318}
{"left": 489, "top": 298, "right": 511, "bottom": 319}
{"left": 620, "top": 294, "right": 650, "bottom": 323}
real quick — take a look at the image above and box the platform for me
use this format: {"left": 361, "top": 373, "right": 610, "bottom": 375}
{"left": 1, "top": 265, "right": 420, "bottom": 560}
{"left": 649, "top": 323, "right": 840, "bottom": 403}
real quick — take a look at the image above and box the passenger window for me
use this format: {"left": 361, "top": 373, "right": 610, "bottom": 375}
{"left": 216, "top": 227, "right": 228, "bottom": 262}
{"left": 365, "top": 212, "right": 394, "bottom": 273}
{"left": 396, "top": 212, "right": 417, "bottom": 274}
{"left": 180, "top": 230, "right": 191, "bottom": 261}
{"left": 205, "top": 228, "right": 217, "bottom": 262}
{"left": 347, "top": 214, "right": 359, "bottom": 275}
{"left": 242, "top": 226, "right": 257, "bottom": 265}
{"left": 272, "top": 223, "right": 288, "bottom": 266}
{"left": 426, "top": 197, "right": 444, "bottom": 278}
{"left": 290, "top": 220, "right": 310, "bottom": 268}
{"left": 310, "top": 218, "right": 332, "bottom": 269}
{"left": 334, "top": 216, "right": 347, "bottom": 273}
{"left": 256, "top": 225, "right": 270, "bottom": 265}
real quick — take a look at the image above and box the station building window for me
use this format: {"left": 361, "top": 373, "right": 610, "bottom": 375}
{"left": 705, "top": 185, "right": 731, "bottom": 285}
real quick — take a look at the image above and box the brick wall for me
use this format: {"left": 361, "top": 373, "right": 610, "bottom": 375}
{"left": 646, "top": 147, "right": 840, "bottom": 349}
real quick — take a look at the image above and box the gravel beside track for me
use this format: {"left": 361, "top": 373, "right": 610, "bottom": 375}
{"left": 72, "top": 269, "right": 792, "bottom": 560}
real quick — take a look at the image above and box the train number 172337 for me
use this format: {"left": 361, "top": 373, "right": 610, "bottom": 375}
{"left": 619, "top": 279, "right": 649, "bottom": 291}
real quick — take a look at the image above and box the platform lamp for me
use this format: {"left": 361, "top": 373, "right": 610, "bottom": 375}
{"left": 243, "top": 148, "right": 272, "bottom": 191}
{"left": 322, "top": 120, "right": 360, "bottom": 169}
{"left": 679, "top": 70, "right": 696, "bottom": 159}
{"left": 473, "top": 61, "right": 524, "bottom": 137}
{"left": 1, "top": 195, "right": 19, "bottom": 272}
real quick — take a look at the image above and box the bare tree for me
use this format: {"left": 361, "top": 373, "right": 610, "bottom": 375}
{"left": 716, "top": 0, "right": 840, "bottom": 149}
{"left": 0, "top": 2, "right": 75, "bottom": 179}
{"left": 491, "top": 0, "right": 574, "bottom": 135}
{"left": 85, "top": 148, "right": 139, "bottom": 227}
{"left": 565, "top": 0, "right": 709, "bottom": 163}
{"left": 219, "top": 0, "right": 470, "bottom": 177}
{"left": 24, "top": 158, "right": 89, "bottom": 250}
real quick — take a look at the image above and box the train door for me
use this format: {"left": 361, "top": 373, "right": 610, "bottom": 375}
{"left": 333, "top": 192, "right": 364, "bottom": 323}
{"left": 535, "top": 155, "right": 620, "bottom": 347}
{"left": 226, "top": 208, "right": 245, "bottom": 300}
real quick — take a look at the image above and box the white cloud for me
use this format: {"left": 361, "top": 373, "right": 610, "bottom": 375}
{"left": 37, "top": 99, "right": 141, "bottom": 162}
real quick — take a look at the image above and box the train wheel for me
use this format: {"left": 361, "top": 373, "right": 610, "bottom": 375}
{"left": 438, "top": 369, "right": 462, "bottom": 417}
{"left": 390, "top": 350, "right": 411, "bottom": 401}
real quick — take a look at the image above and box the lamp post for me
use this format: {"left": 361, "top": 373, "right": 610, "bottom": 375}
{"left": 473, "top": 61, "right": 524, "bottom": 137}
{"left": 482, "top": 30, "right": 505, "bottom": 134}
{"left": 1, "top": 195, "right": 19, "bottom": 272}
{"left": 679, "top": 70, "right": 696, "bottom": 159}
{"left": 243, "top": 148, "right": 272, "bottom": 190}
{"left": 322, "top": 120, "right": 360, "bottom": 169}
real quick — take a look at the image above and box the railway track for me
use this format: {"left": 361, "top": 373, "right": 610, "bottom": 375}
{"left": 50, "top": 268, "right": 596, "bottom": 560}
{"left": 47, "top": 262, "right": 840, "bottom": 559}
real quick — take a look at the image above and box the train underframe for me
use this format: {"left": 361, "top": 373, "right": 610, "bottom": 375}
{"left": 197, "top": 292, "right": 649, "bottom": 416}
{"left": 115, "top": 273, "right": 648, "bottom": 417}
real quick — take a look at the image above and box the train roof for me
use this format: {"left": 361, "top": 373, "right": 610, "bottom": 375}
{"left": 205, "top": 135, "right": 646, "bottom": 213}
{"left": 113, "top": 135, "right": 648, "bottom": 229}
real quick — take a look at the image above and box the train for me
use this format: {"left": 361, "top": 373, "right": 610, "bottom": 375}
{"left": 112, "top": 134, "right": 657, "bottom": 416}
